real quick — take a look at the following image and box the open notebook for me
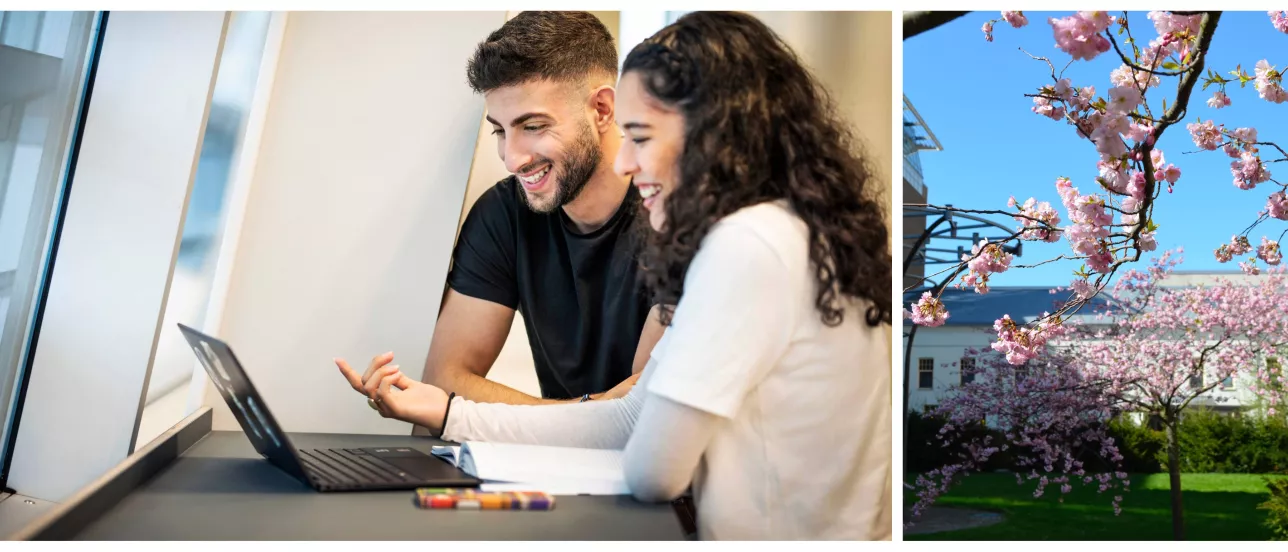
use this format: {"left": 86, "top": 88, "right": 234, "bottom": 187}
{"left": 431, "top": 442, "right": 629, "bottom": 495}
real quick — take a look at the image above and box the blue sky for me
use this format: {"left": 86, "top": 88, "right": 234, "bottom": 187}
{"left": 905, "top": 11, "right": 1288, "bottom": 287}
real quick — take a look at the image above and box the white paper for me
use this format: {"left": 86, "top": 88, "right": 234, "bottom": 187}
{"left": 479, "top": 480, "right": 629, "bottom": 495}
{"left": 457, "top": 441, "right": 629, "bottom": 495}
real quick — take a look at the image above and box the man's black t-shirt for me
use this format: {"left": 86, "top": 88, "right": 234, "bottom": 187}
{"left": 446, "top": 176, "right": 652, "bottom": 400}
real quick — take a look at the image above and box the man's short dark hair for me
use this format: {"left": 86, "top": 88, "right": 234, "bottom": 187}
{"left": 466, "top": 11, "right": 618, "bottom": 94}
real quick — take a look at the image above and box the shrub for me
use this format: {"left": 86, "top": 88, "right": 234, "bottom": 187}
{"left": 1260, "top": 477, "right": 1288, "bottom": 541}
{"left": 1106, "top": 416, "right": 1164, "bottom": 473}
{"left": 907, "top": 408, "right": 1288, "bottom": 476}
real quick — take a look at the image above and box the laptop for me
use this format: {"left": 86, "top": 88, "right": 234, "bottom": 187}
{"left": 177, "top": 323, "right": 480, "bottom": 492}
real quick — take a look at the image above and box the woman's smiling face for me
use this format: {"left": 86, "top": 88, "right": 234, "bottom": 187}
{"left": 613, "top": 70, "right": 687, "bottom": 232}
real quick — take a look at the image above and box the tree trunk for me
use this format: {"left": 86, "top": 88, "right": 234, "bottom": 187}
{"left": 1165, "top": 419, "right": 1185, "bottom": 540}
{"left": 902, "top": 324, "right": 918, "bottom": 474}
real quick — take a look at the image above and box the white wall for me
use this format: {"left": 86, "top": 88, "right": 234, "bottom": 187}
{"left": 205, "top": 12, "right": 506, "bottom": 435}
{"left": 750, "top": 11, "right": 893, "bottom": 227}
{"left": 906, "top": 323, "right": 1264, "bottom": 413}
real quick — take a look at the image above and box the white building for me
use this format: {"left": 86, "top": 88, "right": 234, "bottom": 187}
{"left": 904, "top": 271, "right": 1279, "bottom": 415}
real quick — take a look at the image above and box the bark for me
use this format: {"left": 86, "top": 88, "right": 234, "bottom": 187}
{"left": 903, "top": 11, "right": 970, "bottom": 41}
{"left": 1165, "top": 418, "right": 1186, "bottom": 540}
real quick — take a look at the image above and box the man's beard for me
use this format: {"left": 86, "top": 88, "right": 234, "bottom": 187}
{"left": 519, "top": 120, "right": 601, "bottom": 214}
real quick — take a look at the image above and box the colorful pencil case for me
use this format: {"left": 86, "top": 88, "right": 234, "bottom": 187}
{"left": 413, "top": 488, "right": 555, "bottom": 510}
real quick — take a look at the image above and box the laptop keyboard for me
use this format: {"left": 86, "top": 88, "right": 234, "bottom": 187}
{"left": 297, "top": 448, "right": 412, "bottom": 487}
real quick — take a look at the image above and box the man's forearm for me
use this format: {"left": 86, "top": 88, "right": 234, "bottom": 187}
{"left": 428, "top": 366, "right": 574, "bottom": 406}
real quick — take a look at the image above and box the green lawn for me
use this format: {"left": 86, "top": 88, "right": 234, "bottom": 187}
{"left": 905, "top": 473, "right": 1287, "bottom": 540}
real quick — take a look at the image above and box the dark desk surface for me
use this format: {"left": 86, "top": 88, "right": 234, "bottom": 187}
{"left": 74, "top": 431, "right": 684, "bottom": 540}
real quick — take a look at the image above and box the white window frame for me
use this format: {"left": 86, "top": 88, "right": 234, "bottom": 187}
{"left": 5, "top": 11, "right": 231, "bottom": 503}
{"left": 959, "top": 356, "right": 975, "bottom": 385}
{"left": 917, "top": 357, "right": 933, "bottom": 390}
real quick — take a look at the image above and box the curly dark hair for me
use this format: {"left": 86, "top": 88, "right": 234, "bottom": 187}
{"left": 624, "top": 11, "right": 892, "bottom": 328}
{"left": 466, "top": 11, "right": 618, "bottom": 94}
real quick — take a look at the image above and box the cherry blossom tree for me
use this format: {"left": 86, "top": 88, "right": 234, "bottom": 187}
{"left": 909, "top": 250, "right": 1288, "bottom": 540}
{"left": 905, "top": 11, "right": 1288, "bottom": 366}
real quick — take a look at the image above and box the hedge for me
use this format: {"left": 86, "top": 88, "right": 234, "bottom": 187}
{"left": 906, "top": 408, "right": 1288, "bottom": 475}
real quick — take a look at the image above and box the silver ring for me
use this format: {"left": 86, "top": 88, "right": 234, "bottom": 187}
{"left": 367, "top": 398, "right": 379, "bottom": 410}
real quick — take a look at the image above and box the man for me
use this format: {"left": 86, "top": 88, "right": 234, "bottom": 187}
{"left": 339, "top": 11, "right": 662, "bottom": 409}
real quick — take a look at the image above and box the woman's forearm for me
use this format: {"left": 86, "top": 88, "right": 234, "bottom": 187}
{"left": 442, "top": 383, "right": 645, "bottom": 449}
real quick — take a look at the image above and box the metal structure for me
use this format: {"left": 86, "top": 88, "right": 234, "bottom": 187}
{"left": 901, "top": 205, "right": 1022, "bottom": 464}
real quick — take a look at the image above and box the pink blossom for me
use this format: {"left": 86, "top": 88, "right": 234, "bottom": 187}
{"left": 1148, "top": 11, "right": 1202, "bottom": 37}
{"left": 1107, "top": 86, "right": 1142, "bottom": 114}
{"left": 1187, "top": 120, "right": 1223, "bottom": 151}
{"left": 1031, "top": 95, "right": 1067, "bottom": 121}
{"left": 1267, "top": 191, "right": 1288, "bottom": 220}
{"left": 1240, "top": 260, "right": 1261, "bottom": 275}
{"left": 1120, "top": 196, "right": 1143, "bottom": 227}
{"left": 1009, "top": 196, "right": 1062, "bottom": 242}
{"left": 1071, "top": 278, "right": 1095, "bottom": 300}
{"left": 982, "top": 20, "right": 995, "bottom": 42}
{"left": 1049, "top": 12, "right": 1113, "bottom": 61}
{"left": 1071, "top": 86, "right": 1096, "bottom": 111}
{"left": 1110, "top": 64, "right": 1159, "bottom": 89}
{"left": 1272, "top": 11, "right": 1288, "bottom": 34}
{"left": 1002, "top": 11, "right": 1029, "bottom": 28}
{"left": 1127, "top": 171, "right": 1148, "bottom": 200}
{"left": 1215, "top": 244, "right": 1233, "bottom": 263}
{"left": 1087, "top": 244, "right": 1114, "bottom": 273}
{"left": 1207, "top": 90, "right": 1231, "bottom": 109}
{"left": 1053, "top": 78, "right": 1075, "bottom": 101}
{"left": 1231, "top": 152, "right": 1271, "bottom": 190}
{"left": 991, "top": 314, "right": 1055, "bottom": 365}
{"left": 1254, "top": 60, "right": 1288, "bottom": 103}
{"left": 906, "top": 291, "right": 949, "bottom": 327}
{"left": 1229, "top": 235, "right": 1253, "bottom": 256}
{"left": 1124, "top": 122, "right": 1153, "bottom": 143}
{"left": 1138, "top": 231, "right": 1158, "bottom": 252}
{"left": 1230, "top": 126, "right": 1259, "bottom": 146}
{"left": 962, "top": 240, "right": 1014, "bottom": 294}
{"left": 1097, "top": 158, "right": 1130, "bottom": 194}
{"left": 1259, "top": 237, "right": 1283, "bottom": 266}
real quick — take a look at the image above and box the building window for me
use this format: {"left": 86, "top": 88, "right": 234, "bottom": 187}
{"left": 1189, "top": 372, "right": 1203, "bottom": 390}
{"left": 918, "top": 358, "right": 934, "bottom": 389}
{"left": 1220, "top": 375, "right": 1234, "bottom": 390}
{"left": 960, "top": 357, "right": 976, "bottom": 385}
{"left": 0, "top": 10, "right": 102, "bottom": 476}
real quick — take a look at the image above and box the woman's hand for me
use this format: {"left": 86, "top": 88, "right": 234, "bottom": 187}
{"left": 335, "top": 357, "right": 451, "bottom": 434}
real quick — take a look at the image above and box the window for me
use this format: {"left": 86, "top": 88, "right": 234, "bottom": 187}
{"left": 1015, "top": 363, "right": 1029, "bottom": 382}
{"left": 960, "top": 357, "right": 976, "bottom": 385}
{"left": 136, "top": 11, "right": 273, "bottom": 446}
{"left": 1220, "top": 375, "right": 1234, "bottom": 390}
{"left": 0, "top": 11, "right": 102, "bottom": 482}
{"left": 918, "top": 357, "right": 934, "bottom": 389}
{"left": 1190, "top": 372, "right": 1204, "bottom": 390}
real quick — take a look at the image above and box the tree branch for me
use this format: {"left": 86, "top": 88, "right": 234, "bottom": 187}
{"left": 904, "top": 11, "right": 971, "bottom": 40}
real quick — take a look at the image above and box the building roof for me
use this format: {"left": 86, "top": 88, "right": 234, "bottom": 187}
{"left": 904, "top": 272, "right": 1284, "bottom": 327}
{"left": 903, "top": 286, "right": 1113, "bottom": 326}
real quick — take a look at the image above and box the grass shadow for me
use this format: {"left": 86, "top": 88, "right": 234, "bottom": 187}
{"left": 904, "top": 473, "right": 1285, "bottom": 540}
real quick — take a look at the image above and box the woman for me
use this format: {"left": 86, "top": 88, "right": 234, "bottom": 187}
{"left": 338, "top": 11, "right": 891, "bottom": 540}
